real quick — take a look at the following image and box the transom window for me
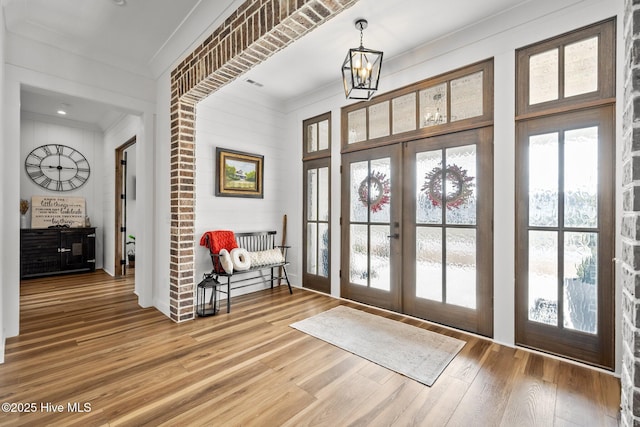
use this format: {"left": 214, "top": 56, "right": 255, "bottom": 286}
{"left": 342, "top": 60, "right": 493, "bottom": 152}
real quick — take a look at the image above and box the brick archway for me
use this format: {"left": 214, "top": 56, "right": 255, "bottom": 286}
{"left": 168, "top": 0, "right": 358, "bottom": 321}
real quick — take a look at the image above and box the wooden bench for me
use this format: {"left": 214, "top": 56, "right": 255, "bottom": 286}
{"left": 200, "top": 230, "right": 292, "bottom": 314}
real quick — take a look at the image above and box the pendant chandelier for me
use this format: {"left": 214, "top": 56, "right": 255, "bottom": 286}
{"left": 341, "top": 19, "right": 383, "bottom": 101}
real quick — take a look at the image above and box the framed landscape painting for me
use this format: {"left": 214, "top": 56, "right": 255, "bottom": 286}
{"left": 215, "top": 147, "right": 264, "bottom": 198}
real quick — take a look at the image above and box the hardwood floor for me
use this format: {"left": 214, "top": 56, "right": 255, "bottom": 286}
{"left": 0, "top": 271, "right": 620, "bottom": 426}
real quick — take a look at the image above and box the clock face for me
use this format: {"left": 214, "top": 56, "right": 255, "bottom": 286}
{"left": 25, "top": 144, "right": 90, "bottom": 192}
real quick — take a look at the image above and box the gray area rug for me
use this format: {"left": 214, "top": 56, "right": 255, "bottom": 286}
{"left": 290, "top": 305, "right": 465, "bottom": 386}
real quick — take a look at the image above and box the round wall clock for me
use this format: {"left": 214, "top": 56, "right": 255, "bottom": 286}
{"left": 25, "top": 144, "right": 91, "bottom": 192}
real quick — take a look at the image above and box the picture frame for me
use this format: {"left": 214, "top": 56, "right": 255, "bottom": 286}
{"left": 215, "top": 147, "right": 264, "bottom": 198}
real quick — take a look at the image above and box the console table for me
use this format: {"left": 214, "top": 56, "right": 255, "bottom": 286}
{"left": 20, "top": 227, "right": 96, "bottom": 279}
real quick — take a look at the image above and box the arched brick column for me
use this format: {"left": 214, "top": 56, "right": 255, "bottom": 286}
{"left": 168, "top": 0, "right": 359, "bottom": 322}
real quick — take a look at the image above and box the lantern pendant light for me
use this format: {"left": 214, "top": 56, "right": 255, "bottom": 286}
{"left": 341, "top": 19, "right": 383, "bottom": 101}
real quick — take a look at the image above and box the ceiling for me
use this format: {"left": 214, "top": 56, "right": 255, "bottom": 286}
{"left": 241, "top": 0, "right": 535, "bottom": 101}
{"left": 4, "top": 0, "right": 539, "bottom": 129}
{"left": 20, "top": 85, "right": 130, "bottom": 131}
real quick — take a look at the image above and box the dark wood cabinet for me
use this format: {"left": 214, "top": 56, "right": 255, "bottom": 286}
{"left": 20, "top": 228, "right": 96, "bottom": 279}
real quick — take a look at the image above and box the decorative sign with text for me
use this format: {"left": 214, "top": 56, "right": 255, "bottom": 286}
{"left": 31, "top": 196, "right": 86, "bottom": 228}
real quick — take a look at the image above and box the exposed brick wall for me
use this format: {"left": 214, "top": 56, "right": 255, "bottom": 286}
{"left": 168, "top": 0, "right": 359, "bottom": 322}
{"left": 622, "top": 1, "right": 640, "bottom": 425}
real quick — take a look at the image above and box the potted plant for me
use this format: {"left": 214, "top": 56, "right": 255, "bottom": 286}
{"left": 126, "top": 235, "right": 135, "bottom": 268}
{"left": 20, "top": 199, "right": 30, "bottom": 229}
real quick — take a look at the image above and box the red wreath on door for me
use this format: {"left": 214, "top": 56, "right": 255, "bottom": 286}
{"left": 358, "top": 171, "right": 391, "bottom": 213}
{"left": 421, "top": 163, "right": 474, "bottom": 209}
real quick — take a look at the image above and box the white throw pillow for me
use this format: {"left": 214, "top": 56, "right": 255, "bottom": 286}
{"left": 219, "top": 248, "right": 233, "bottom": 274}
{"left": 230, "top": 248, "right": 251, "bottom": 271}
{"left": 248, "top": 248, "right": 285, "bottom": 267}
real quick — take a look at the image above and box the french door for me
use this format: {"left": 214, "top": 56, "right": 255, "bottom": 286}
{"left": 341, "top": 128, "right": 493, "bottom": 336}
{"left": 515, "top": 107, "right": 615, "bottom": 368}
{"left": 341, "top": 144, "right": 402, "bottom": 311}
{"left": 403, "top": 128, "right": 493, "bottom": 336}
{"left": 303, "top": 158, "right": 331, "bottom": 293}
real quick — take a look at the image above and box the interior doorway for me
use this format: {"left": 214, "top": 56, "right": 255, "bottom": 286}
{"left": 115, "top": 137, "right": 136, "bottom": 277}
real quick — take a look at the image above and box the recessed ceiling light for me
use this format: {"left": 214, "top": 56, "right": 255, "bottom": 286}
{"left": 111, "top": 0, "right": 126, "bottom": 6}
{"left": 57, "top": 104, "right": 68, "bottom": 115}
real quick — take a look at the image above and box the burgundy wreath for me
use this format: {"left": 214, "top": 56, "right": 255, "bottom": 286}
{"left": 358, "top": 171, "right": 391, "bottom": 213}
{"left": 421, "top": 163, "right": 474, "bottom": 209}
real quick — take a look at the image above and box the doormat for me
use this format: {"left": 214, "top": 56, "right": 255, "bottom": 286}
{"left": 290, "top": 305, "right": 465, "bottom": 386}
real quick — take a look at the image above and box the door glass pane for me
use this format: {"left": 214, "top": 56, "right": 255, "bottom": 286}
{"left": 564, "top": 37, "right": 598, "bottom": 98}
{"left": 369, "top": 101, "right": 390, "bottom": 139}
{"left": 450, "top": 71, "right": 483, "bottom": 122}
{"left": 529, "top": 49, "right": 559, "bottom": 105}
{"left": 528, "top": 230, "right": 558, "bottom": 326}
{"left": 563, "top": 232, "right": 597, "bottom": 334}
{"left": 417, "top": 150, "right": 443, "bottom": 224}
{"left": 369, "top": 158, "right": 391, "bottom": 223}
{"left": 392, "top": 93, "right": 416, "bottom": 134}
{"left": 307, "top": 123, "right": 317, "bottom": 152}
{"left": 348, "top": 109, "right": 367, "bottom": 144}
{"left": 350, "top": 161, "right": 369, "bottom": 222}
{"left": 307, "top": 168, "right": 317, "bottom": 221}
{"left": 445, "top": 145, "right": 477, "bottom": 225}
{"left": 370, "top": 225, "right": 391, "bottom": 291}
{"left": 350, "top": 224, "right": 368, "bottom": 286}
{"left": 446, "top": 228, "right": 476, "bottom": 309}
{"left": 529, "top": 133, "right": 559, "bottom": 227}
{"left": 419, "top": 83, "right": 447, "bottom": 127}
{"left": 318, "top": 167, "right": 329, "bottom": 221}
{"left": 318, "top": 120, "right": 329, "bottom": 150}
{"left": 564, "top": 127, "right": 598, "bottom": 228}
{"left": 306, "top": 223, "right": 317, "bottom": 275}
{"left": 416, "top": 226, "right": 442, "bottom": 302}
{"left": 318, "top": 223, "right": 329, "bottom": 278}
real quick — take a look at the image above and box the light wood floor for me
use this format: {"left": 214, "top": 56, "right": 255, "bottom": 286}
{"left": 0, "top": 271, "right": 620, "bottom": 426}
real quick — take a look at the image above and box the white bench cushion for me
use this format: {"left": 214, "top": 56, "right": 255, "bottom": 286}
{"left": 249, "top": 248, "right": 285, "bottom": 267}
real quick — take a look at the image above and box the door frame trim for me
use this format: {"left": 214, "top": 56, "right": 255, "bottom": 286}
{"left": 114, "top": 137, "right": 136, "bottom": 277}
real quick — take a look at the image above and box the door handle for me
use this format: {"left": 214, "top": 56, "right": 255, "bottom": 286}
{"left": 387, "top": 233, "right": 399, "bottom": 239}
{"left": 58, "top": 248, "right": 71, "bottom": 253}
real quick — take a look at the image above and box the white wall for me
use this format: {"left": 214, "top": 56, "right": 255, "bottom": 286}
{"left": 153, "top": 73, "right": 171, "bottom": 316}
{"left": 19, "top": 115, "right": 105, "bottom": 269}
{"left": 194, "top": 85, "right": 297, "bottom": 297}
{"left": 6, "top": 34, "right": 155, "bottom": 105}
{"left": 282, "top": 0, "right": 623, "bottom": 370}
{"left": 102, "top": 115, "right": 142, "bottom": 276}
